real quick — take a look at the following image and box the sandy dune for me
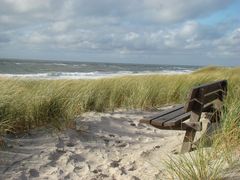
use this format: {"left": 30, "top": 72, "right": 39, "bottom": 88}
{"left": 0, "top": 109, "right": 186, "bottom": 180}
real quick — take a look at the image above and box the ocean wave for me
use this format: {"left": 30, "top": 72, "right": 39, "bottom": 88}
{"left": 0, "top": 70, "right": 193, "bottom": 79}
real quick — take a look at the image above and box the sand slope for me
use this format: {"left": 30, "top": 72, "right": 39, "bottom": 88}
{"left": 0, "top": 109, "right": 185, "bottom": 180}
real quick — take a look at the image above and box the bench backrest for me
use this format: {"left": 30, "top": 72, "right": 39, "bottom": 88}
{"left": 184, "top": 80, "right": 227, "bottom": 113}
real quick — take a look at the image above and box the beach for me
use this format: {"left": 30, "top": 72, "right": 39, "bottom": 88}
{"left": 0, "top": 108, "right": 188, "bottom": 180}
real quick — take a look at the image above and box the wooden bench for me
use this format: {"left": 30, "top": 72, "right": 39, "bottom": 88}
{"left": 140, "top": 80, "right": 227, "bottom": 153}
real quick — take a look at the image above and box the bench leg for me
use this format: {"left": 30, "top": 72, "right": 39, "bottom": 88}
{"left": 193, "top": 112, "right": 221, "bottom": 148}
{"left": 194, "top": 121, "right": 220, "bottom": 148}
{"left": 181, "top": 128, "right": 196, "bottom": 153}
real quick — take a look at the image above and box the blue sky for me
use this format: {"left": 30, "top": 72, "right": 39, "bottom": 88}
{"left": 0, "top": 0, "right": 239, "bottom": 66}
{"left": 198, "top": 1, "right": 239, "bottom": 26}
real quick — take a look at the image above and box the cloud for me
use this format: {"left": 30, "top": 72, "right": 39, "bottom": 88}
{"left": 0, "top": 0, "right": 239, "bottom": 65}
{"left": 3, "top": 0, "right": 50, "bottom": 13}
{"left": 25, "top": 32, "right": 50, "bottom": 44}
{"left": 0, "top": 35, "right": 10, "bottom": 44}
{"left": 0, "top": 0, "right": 233, "bottom": 29}
{"left": 211, "top": 28, "right": 240, "bottom": 57}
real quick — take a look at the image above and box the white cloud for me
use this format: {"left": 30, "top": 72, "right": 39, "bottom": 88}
{"left": 124, "top": 32, "right": 139, "bottom": 41}
{"left": 14, "top": 20, "right": 239, "bottom": 59}
{"left": 50, "top": 21, "right": 72, "bottom": 33}
{"left": 211, "top": 28, "right": 240, "bottom": 56}
{"left": 3, "top": 0, "right": 50, "bottom": 13}
{"left": 0, "top": 0, "right": 239, "bottom": 65}
{"left": 25, "top": 32, "right": 49, "bottom": 44}
{"left": 180, "top": 21, "right": 198, "bottom": 37}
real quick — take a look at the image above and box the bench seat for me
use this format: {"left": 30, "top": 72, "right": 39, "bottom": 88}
{"left": 140, "top": 104, "right": 187, "bottom": 126}
{"left": 140, "top": 103, "right": 215, "bottom": 130}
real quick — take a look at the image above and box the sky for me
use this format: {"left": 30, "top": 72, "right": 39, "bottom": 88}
{"left": 0, "top": 0, "right": 239, "bottom": 66}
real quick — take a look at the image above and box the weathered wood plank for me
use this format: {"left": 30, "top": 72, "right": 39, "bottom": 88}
{"left": 204, "top": 91, "right": 222, "bottom": 104}
{"left": 184, "top": 88, "right": 200, "bottom": 112}
{"left": 163, "top": 112, "right": 191, "bottom": 126}
{"left": 181, "top": 129, "right": 196, "bottom": 153}
{"left": 151, "top": 108, "right": 185, "bottom": 127}
{"left": 184, "top": 80, "right": 227, "bottom": 112}
{"left": 192, "top": 80, "right": 227, "bottom": 95}
{"left": 202, "top": 103, "right": 214, "bottom": 112}
{"left": 182, "top": 121, "right": 202, "bottom": 131}
{"left": 151, "top": 121, "right": 202, "bottom": 131}
{"left": 139, "top": 104, "right": 184, "bottom": 124}
{"left": 185, "top": 99, "right": 203, "bottom": 113}
{"left": 181, "top": 87, "right": 204, "bottom": 153}
{"left": 151, "top": 124, "right": 185, "bottom": 130}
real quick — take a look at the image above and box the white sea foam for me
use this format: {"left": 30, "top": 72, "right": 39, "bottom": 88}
{"left": 53, "top": 63, "right": 67, "bottom": 66}
{"left": 0, "top": 70, "right": 193, "bottom": 79}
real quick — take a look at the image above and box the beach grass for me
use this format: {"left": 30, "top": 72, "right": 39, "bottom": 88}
{"left": 165, "top": 147, "right": 226, "bottom": 180}
{"left": 165, "top": 120, "right": 240, "bottom": 180}
{"left": 0, "top": 66, "right": 239, "bottom": 134}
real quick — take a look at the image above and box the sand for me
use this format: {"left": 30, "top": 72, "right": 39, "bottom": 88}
{"left": 0, "top": 108, "right": 190, "bottom": 180}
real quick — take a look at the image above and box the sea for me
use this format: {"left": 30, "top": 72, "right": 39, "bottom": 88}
{"left": 0, "top": 59, "right": 201, "bottom": 79}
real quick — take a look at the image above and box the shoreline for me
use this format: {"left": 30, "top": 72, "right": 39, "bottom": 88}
{"left": 0, "top": 70, "right": 192, "bottom": 80}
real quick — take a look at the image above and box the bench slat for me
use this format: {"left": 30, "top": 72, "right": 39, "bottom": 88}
{"left": 185, "top": 80, "right": 227, "bottom": 112}
{"left": 151, "top": 107, "right": 185, "bottom": 127}
{"left": 140, "top": 104, "right": 184, "bottom": 124}
{"left": 204, "top": 90, "right": 222, "bottom": 104}
{"left": 149, "top": 104, "right": 183, "bottom": 120}
{"left": 184, "top": 88, "right": 201, "bottom": 112}
{"left": 141, "top": 103, "right": 214, "bottom": 125}
{"left": 153, "top": 103, "right": 214, "bottom": 128}
{"left": 185, "top": 90, "right": 222, "bottom": 112}
{"left": 202, "top": 103, "right": 215, "bottom": 112}
{"left": 163, "top": 112, "right": 191, "bottom": 126}
{"left": 192, "top": 80, "right": 227, "bottom": 94}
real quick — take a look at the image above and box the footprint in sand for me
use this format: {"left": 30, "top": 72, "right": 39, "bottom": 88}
{"left": 130, "top": 123, "right": 136, "bottom": 127}
{"left": 154, "top": 145, "right": 161, "bottom": 149}
{"left": 127, "top": 161, "right": 137, "bottom": 171}
{"left": 116, "top": 142, "right": 128, "bottom": 148}
{"left": 140, "top": 149, "right": 151, "bottom": 157}
{"left": 103, "top": 138, "right": 110, "bottom": 146}
{"left": 128, "top": 120, "right": 137, "bottom": 127}
{"left": 73, "top": 163, "right": 90, "bottom": 175}
{"left": 115, "top": 140, "right": 121, "bottom": 144}
{"left": 109, "top": 134, "right": 115, "bottom": 137}
{"left": 29, "top": 168, "right": 39, "bottom": 178}
{"left": 120, "top": 166, "right": 127, "bottom": 175}
{"left": 64, "top": 173, "right": 71, "bottom": 179}
{"left": 110, "top": 159, "right": 122, "bottom": 168}
{"left": 112, "top": 140, "right": 129, "bottom": 148}
{"left": 131, "top": 176, "right": 141, "bottom": 180}
{"left": 171, "top": 149, "right": 179, "bottom": 154}
{"left": 94, "top": 173, "right": 109, "bottom": 179}
{"left": 118, "top": 162, "right": 138, "bottom": 177}
{"left": 140, "top": 145, "right": 162, "bottom": 157}
{"left": 68, "top": 154, "right": 85, "bottom": 164}
{"left": 66, "top": 141, "right": 75, "bottom": 147}
{"left": 47, "top": 150, "right": 65, "bottom": 167}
